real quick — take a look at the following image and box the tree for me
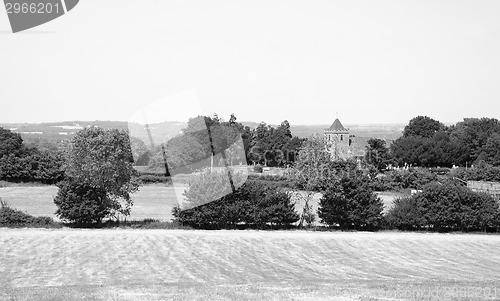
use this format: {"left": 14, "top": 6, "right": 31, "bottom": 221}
{"left": 451, "top": 117, "right": 500, "bottom": 165}
{"left": 318, "top": 171, "right": 384, "bottom": 230}
{"left": 365, "top": 138, "right": 393, "bottom": 171}
{"left": 385, "top": 197, "right": 426, "bottom": 231}
{"left": 0, "top": 127, "right": 23, "bottom": 159}
{"left": 54, "top": 127, "right": 139, "bottom": 223}
{"left": 482, "top": 133, "right": 500, "bottom": 166}
{"left": 403, "top": 116, "right": 444, "bottom": 138}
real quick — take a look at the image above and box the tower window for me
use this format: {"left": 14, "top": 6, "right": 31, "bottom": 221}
{"left": 340, "top": 135, "right": 343, "bottom": 141}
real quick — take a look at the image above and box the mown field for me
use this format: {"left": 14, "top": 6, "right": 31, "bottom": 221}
{"left": 0, "top": 230, "right": 500, "bottom": 300}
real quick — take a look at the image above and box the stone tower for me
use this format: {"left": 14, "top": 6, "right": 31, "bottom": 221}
{"left": 324, "top": 118, "right": 354, "bottom": 160}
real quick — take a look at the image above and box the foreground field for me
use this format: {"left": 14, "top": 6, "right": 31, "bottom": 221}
{"left": 1, "top": 230, "right": 500, "bottom": 300}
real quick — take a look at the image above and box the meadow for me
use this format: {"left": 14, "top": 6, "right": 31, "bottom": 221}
{"left": 1, "top": 229, "right": 500, "bottom": 300}
{"left": 0, "top": 184, "right": 398, "bottom": 223}
{"left": 0, "top": 184, "right": 187, "bottom": 222}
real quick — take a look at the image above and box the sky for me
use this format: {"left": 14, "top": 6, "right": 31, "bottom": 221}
{"left": 1, "top": 0, "right": 500, "bottom": 125}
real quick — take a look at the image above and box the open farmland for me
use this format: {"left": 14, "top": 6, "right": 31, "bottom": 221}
{"left": 0, "top": 230, "right": 500, "bottom": 300}
{"left": 0, "top": 185, "right": 399, "bottom": 223}
{"left": 0, "top": 184, "right": 187, "bottom": 221}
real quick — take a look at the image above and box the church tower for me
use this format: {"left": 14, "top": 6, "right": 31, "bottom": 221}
{"left": 324, "top": 118, "right": 354, "bottom": 160}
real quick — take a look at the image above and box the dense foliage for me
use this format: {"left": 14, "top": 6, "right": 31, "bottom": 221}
{"left": 0, "top": 127, "right": 64, "bottom": 184}
{"left": 449, "top": 162, "right": 500, "bottom": 182}
{"left": 365, "top": 138, "right": 393, "bottom": 171}
{"left": 392, "top": 116, "right": 500, "bottom": 167}
{"left": 372, "top": 168, "right": 438, "bottom": 191}
{"left": 386, "top": 182, "right": 500, "bottom": 232}
{"left": 318, "top": 172, "right": 384, "bottom": 230}
{"left": 173, "top": 175, "right": 299, "bottom": 229}
{"left": 248, "top": 120, "right": 304, "bottom": 167}
{"left": 0, "top": 199, "right": 58, "bottom": 227}
{"left": 146, "top": 114, "right": 305, "bottom": 173}
{"left": 54, "top": 127, "right": 139, "bottom": 224}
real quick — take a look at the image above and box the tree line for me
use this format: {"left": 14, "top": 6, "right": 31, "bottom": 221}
{"left": 367, "top": 116, "right": 500, "bottom": 170}
{"left": 142, "top": 114, "right": 305, "bottom": 174}
{"left": 0, "top": 127, "right": 64, "bottom": 184}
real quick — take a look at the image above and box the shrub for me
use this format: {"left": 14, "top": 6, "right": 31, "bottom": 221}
{"left": 173, "top": 179, "right": 299, "bottom": 229}
{"left": 386, "top": 182, "right": 500, "bottom": 232}
{"left": 0, "top": 199, "right": 58, "bottom": 227}
{"left": 54, "top": 180, "right": 113, "bottom": 224}
{"left": 318, "top": 172, "right": 384, "bottom": 230}
{"left": 0, "top": 200, "right": 32, "bottom": 225}
{"left": 373, "top": 168, "right": 438, "bottom": 191}
{"left": 385, "top": 197, "right": 426, "bottom": 230}
{"left": 449, "top": 163, "right": 500, "bottom": 182}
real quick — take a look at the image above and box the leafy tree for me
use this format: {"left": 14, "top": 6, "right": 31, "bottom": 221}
{"left": 365, "top": 138, "right": 393, "bottom": 171}
{"left": 392, "top": 117, "right": 467, "bottom": 167}
{"left": 0, "top": 127, "right": 23, "bottom": 158}
{"left": 29, "top": 150, "right": 64, "bottom": 184}
{"left": 450, "top": 117, "right": 500, "bottom": 164}
{"left": 54, "top": 127, "right": 139, "bottom": 223}
{"left": 248, "top": 120, "right": 304, "bottom": 167}
{"left": 482, "top": 133, "right": 500, "bottom": 166}
{"left": 318, "top": 172, "right": 384, "bottom": 230}
{"left": 403, "top": 116, "right": 444, "bottom": 138}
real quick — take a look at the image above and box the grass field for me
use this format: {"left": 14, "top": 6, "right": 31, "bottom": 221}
{"left": 0, "top": 230, "right": 500, "bottom": 300}
{"left": 0, "top": 184, "right": 187, "bottom": 222}
{"left": 0, "top": 185, "right": 399, "bottom": 223}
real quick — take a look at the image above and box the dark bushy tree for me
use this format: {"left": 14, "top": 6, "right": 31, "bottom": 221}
{"left": 451, "top": 117, "right": 500, "bottom": 165}
{"left": 365, "top": 138, "right": 393, "bottom": 171}
{"left": 385, "top": 197, "right": 426, "bottom": 230}
{"left": 54, "top": 181, "right": 112, "bottom": 224}
{"left": 403, "top": 116, "right": 444, "bottom": 138}
{"left": 386, "top": 182, "right": 500, "bottom": 232}
{"left": 318, "top": 172, "right": 384, "bottom": 230}
{"left": 0, "top": 127, "right": 23, "bottom": 158}
{"left": 174, "top": 178, "right": 299, "bottom": 229}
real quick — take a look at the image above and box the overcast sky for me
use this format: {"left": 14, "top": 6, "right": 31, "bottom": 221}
{"left": 1, "top": 0, "right": 500, "bottom": 125}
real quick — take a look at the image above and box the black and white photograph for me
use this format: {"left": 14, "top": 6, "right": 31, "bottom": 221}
{"left": 1, "top": 1, "right": 500, "bottom": 300}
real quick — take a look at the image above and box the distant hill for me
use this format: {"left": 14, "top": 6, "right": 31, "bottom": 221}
{"left": 0, "top": 120, "right": 404, "bottom": 146}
